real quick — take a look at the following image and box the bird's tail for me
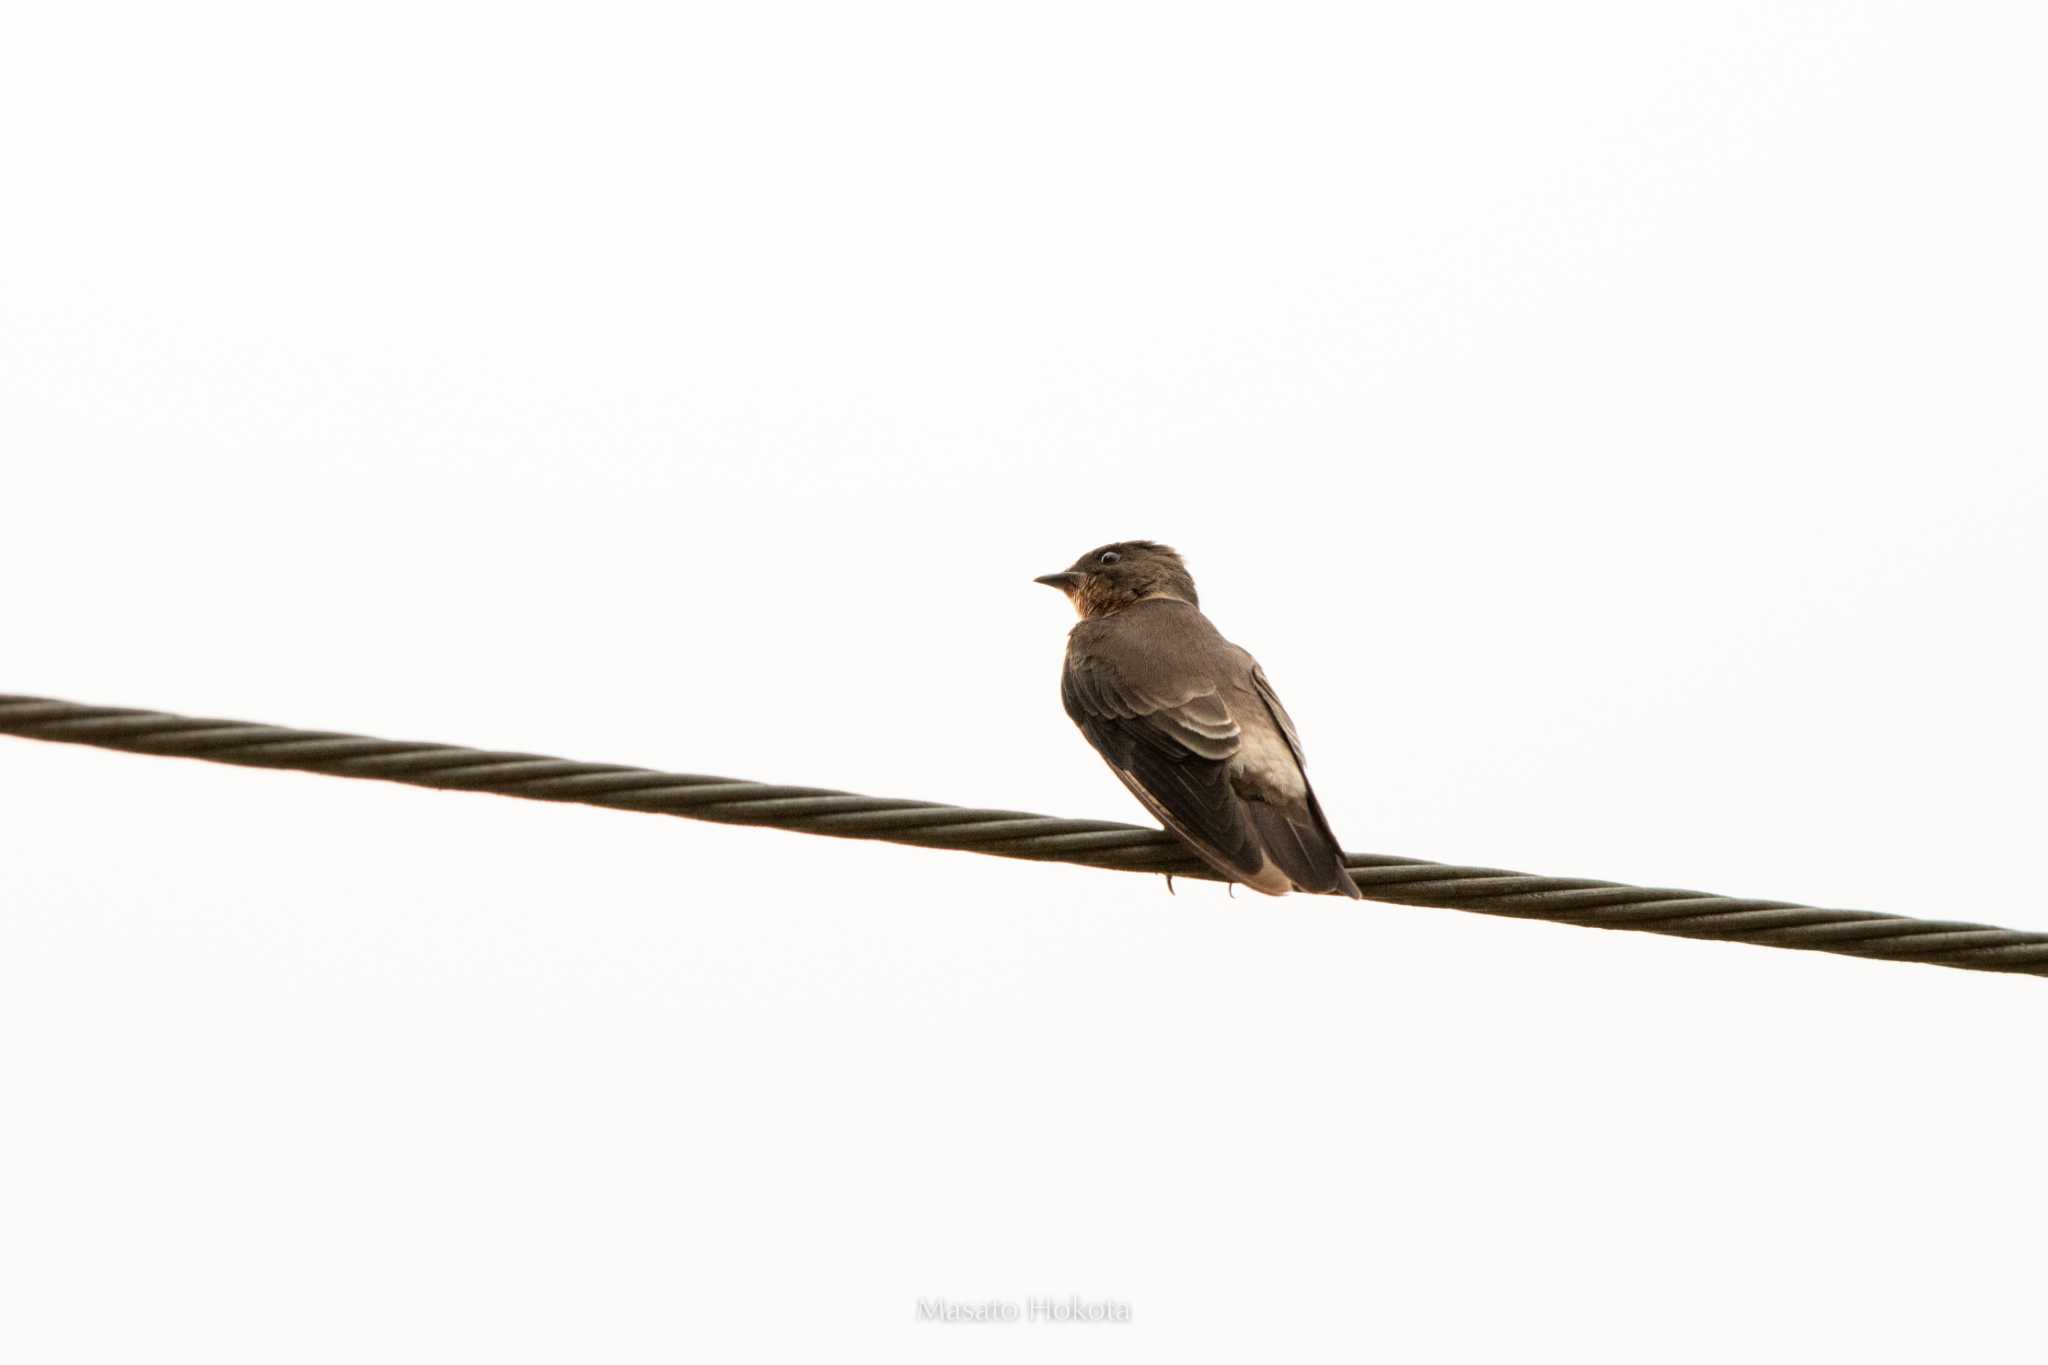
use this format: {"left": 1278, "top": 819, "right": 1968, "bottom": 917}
{"left": 1247, "top": 785, "right": 1361, "bottom": 898}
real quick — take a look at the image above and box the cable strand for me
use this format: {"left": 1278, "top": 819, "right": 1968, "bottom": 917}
{"left": 3, "top": 693, "right": 2043, "bottom": 977}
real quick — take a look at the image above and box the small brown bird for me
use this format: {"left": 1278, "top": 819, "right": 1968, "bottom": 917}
{"left": 1036, "top": 541, "right": 1360, "bottom": 897}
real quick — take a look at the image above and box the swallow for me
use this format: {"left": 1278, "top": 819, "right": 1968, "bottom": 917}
{"left": 1036, "top": 541, "right": 1361, "bottom": 897}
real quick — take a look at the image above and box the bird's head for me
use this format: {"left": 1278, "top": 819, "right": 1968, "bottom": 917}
{"left": 1035, "top": 540, "right": 1199, "bottom": 619}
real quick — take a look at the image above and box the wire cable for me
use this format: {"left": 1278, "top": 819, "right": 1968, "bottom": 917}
{"left": 3, "top": 693, "right": 2043, "bottom": 978}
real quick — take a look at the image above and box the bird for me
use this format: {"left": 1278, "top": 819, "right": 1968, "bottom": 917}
{"left": 1035, "top": 541, "right": 1361, "bottom": 898}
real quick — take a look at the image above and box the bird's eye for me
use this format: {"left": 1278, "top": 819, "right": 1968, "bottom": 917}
{"left": 1099, "top": 550, "right": 1121, "bottom": 564}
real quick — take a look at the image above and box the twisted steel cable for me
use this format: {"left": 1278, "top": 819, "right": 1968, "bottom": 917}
{"left": 4, "top": 693, "right": 2044, "bottom": 978}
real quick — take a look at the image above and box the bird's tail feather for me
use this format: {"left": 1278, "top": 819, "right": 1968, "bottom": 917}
{"left": 1247, "top": 790, "right": 1361, "bottom": 898}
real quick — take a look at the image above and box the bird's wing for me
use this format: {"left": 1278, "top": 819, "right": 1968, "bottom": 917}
{"left": 1060, "top": 656, "right": 1268, "bottom": 880}
{"left": 1249, "top": 663, "right": 1304, "bottom": 767}
{"left": 1244, "top": 662, "right": 1361, "bottom": 898}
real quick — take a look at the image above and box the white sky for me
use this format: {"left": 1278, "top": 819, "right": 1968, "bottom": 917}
{"left": 4, "top": 2, "right": 2045, "bottom": 1360}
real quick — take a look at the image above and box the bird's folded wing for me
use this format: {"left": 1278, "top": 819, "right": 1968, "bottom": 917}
{"left": 1246, "top": 662, "right": 1362, "bottom": 897}
{"left": 1249, "top": 663, "right": 1305, "bottom": 767}
{"left": 1060, "top": 660, "right": 1264, "bottom": 875}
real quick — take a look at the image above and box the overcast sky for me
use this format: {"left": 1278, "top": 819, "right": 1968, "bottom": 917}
{"left": 4, "top": 2, "right": 2045, "bottom": 1361}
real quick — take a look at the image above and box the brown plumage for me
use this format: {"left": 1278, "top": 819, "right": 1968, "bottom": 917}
{"left": 1035, "top": 541, "right": 1361, "bottom": 898}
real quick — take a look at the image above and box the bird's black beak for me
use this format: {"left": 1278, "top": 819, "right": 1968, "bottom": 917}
{"left": 1034, "top": 571, "right": 1083, "bottom": 591}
